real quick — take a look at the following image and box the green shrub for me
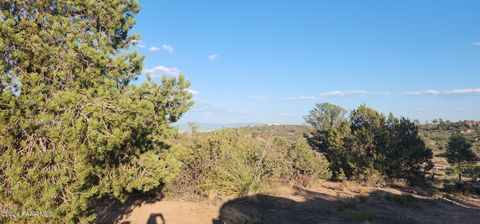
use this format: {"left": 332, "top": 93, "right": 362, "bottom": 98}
{"left": 169, "top": 130, "right": 331, "bottom": 197}
{"left": 205, "top": 149, "right": 270, "bottom": 196}
{"left": 169, "top": 130, "right": 276, "bottom": 197}
{"left": 288, "top": 138, "right": 331, "bottom": 182}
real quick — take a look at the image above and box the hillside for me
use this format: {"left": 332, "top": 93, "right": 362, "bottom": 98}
{"left": 3, "top": 1, "right": 480, "bottom": 223}
{"left": 419, "top": 121, "right": 480, "bottom": 182}
{"left": 176, "top": 122, "right": 264, "bottom": 132}
{"left": 212, "top": 122, "right": 480, "bottom": 186}
{"left": 176, "top": 121, "right": 480, "bottom": 186}
{"left": 97, "top": 122, "right": 480, "bottom": 223}
{"left": 214, "top": 121, "right": 480, "bottom": 154}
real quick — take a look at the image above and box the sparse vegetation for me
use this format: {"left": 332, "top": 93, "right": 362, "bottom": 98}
{"left": 1, "top": 1, "right": 479, "bottom": 224}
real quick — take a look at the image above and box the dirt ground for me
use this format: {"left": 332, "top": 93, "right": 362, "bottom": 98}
{"left": 117, "top": 200, "right": 218, "bottom": 224}
{"left": 96, "top": 181, "right": 480, "bottom": 224}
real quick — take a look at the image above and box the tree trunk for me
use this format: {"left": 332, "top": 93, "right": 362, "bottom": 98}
{"left": 458, "top": 164, "right": 462, "bottom": 182}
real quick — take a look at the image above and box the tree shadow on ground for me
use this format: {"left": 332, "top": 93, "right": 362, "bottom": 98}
{"left": 95, "top": 192, "right": 163, "bottom": 224}
{"left": 213, "top": 187, "right": 480, "bottom": 224}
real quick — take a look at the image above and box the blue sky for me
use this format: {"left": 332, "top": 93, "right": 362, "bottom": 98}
{"left": 132, "top": 0, "right": 480, "bottom": 124}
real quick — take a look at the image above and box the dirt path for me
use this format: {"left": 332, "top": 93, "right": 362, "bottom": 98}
{"left": 98, "top": 182, "right": 480, "bottom": 224}
{"left": 118, "top": 200, "right": 218, "bottom": 224}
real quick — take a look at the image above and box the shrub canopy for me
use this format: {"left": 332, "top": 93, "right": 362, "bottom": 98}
{"left": 305, "top": 103, "right": 433, "bottom": 182}
{"left": 0, "top": 1, "right": 192, "bottom": 222}
{"left": 169, "top": 129, "right": 330, "bottom": 197}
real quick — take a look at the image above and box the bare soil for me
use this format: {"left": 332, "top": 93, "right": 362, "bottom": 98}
{"left": 96, "top": 181, "right": 480, "bottom": 224}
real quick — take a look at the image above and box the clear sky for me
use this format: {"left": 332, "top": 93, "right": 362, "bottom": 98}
{"left": 132, "top": 0, "right": 480, "bottom": 124}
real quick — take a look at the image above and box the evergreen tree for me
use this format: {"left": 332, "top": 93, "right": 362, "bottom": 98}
{"left": 349, "top": 104, "right": 386, "bottom": 180}
{"left": 304, "top": 102, "right": 347, "bottom": 131}
{"left": 381, "top": 118, "right": 433, "bottom": 180}
{"left": 0, "top": 1, "right": 192, "bottom": 222}
{"left": 304, "top": 103, "right": 351, "bottom": 179}
{"left": 446, "top": 133, "right": 479, "bottom": 182}
{"left": 305, "top": 103, "right": 433, "bottom": 182}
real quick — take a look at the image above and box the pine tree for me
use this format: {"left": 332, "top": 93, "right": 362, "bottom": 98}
{"left": 349, "top": 104, "right": 386, "bottom": 181}
{"left": 0, "top": 1, "right": 192, "bottom": 223}
{"left": 381, "top": 118, "right": 433, "bottom": 180}
{"left": 446, "top": 133, "right": 479, "bottom": 182}
{"left": 304, "top": 103, "right": 351, "bottom": 179}
{"left": 305, "top": 103, "right": 433, "bottom": 182}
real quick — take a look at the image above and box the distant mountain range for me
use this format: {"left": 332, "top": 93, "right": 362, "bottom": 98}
{"left": 175, "top": 122, "right": 266, "bottom": 132}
